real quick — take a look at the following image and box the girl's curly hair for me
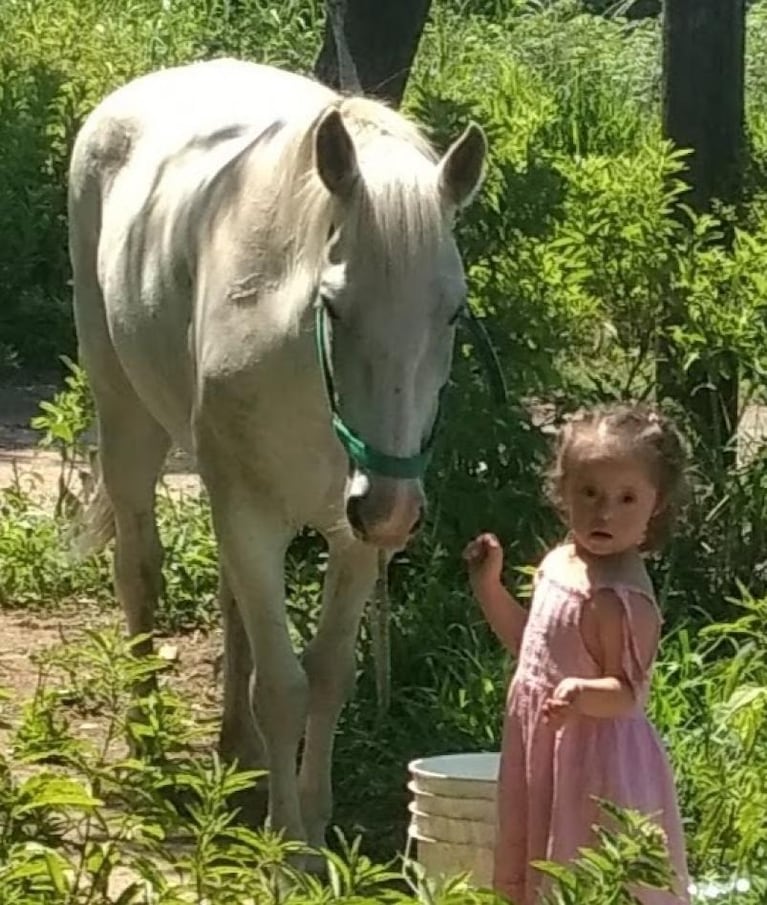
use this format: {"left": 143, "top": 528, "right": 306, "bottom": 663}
{"left": 546, "top": 402, "right": 689, "bottom": 550}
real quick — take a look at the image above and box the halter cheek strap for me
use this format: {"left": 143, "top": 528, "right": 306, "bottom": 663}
{"left": 314, "top": 298, "right": 507, "bottom": 479}
{"left": 315, "top": 302, "right": 436, "bottom": 479}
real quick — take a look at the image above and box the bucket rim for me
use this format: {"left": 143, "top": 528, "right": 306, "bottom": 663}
{"left": 408, "top": 751, "right": 500, "bottom": 783}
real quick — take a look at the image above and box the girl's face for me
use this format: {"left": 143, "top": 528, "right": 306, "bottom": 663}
{"left": 562, "top": 441, "right": 660, "bottom": 557}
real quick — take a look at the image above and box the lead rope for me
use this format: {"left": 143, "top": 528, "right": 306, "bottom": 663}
{"left": 370, "top": 548, "right": 391, "bottom": 717}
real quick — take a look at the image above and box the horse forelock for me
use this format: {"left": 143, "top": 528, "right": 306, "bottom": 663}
{"left": 271, "top": 95, "right": 447, "bottom": 288}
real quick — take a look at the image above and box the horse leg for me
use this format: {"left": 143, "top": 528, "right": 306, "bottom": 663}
{"left": 72, "top": 249, "right": 170, "bottom": 663}
{"left": 218, "top": 565, "right": 269, "bottom": 824}
{"left": 299, "top": 534, "right": 379, "bottom": 847}
{"left": 97, "top": 395, "right": 170, "bottom": 663}
{"left": 202, "top": 472, "right": 306, "bottom": 840}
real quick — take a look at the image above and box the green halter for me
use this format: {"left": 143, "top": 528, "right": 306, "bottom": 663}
{"left": 315, "top": 303, "right": 435, "bottom": 478}
{"left": 314, "top": 301, "right": 507, "bottom": 479}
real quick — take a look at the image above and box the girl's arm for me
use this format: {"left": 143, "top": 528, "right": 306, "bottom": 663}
{"left": 474, "top": 581, "right": 528, "bottom": 657}
{"left": 463, "top": 533, "right": 528, "bottom": 656}
{"left": 543, "top": 587, "right": 658, "bottom": 725}
{"left": 575, "top": 588, "right": 638, "bottom": 718}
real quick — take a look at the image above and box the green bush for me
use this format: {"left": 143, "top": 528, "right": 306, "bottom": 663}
{"left": 0, "top": 0, "right": 322, "bottom": 370}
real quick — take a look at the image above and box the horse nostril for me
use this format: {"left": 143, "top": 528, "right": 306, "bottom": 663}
{"left": 410, "top": 509, "right": 424, "bottom": 536}
{"left": 346, "top": 496, "right": 366, "bottom": 536}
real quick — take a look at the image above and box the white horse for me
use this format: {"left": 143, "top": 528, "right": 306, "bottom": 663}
{"left": 68, "top": 58, "right": 486, "bottom": 846}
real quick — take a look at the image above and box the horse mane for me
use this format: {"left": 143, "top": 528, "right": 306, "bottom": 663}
{"left": 272, "top": 94, "right": 445, "bottom": 285}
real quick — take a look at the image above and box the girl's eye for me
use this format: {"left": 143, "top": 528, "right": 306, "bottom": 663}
{"left": 622, "top": 493, "right": 636, "bottom": 504}
{"left": 581, "top": 486, "right": 597, "bottom": 499}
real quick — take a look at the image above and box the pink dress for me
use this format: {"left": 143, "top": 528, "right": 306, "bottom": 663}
{"left": 494, "top": 562, "right": 689, "bottom": 904}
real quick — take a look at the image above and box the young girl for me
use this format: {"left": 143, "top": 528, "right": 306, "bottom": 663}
{"left": 464, "top": 403, "right": 689, "bottom": 905}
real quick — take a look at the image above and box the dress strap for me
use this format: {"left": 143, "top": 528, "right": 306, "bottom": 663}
{"left": 597, "top": 584, "right": 661, "bottom": 706}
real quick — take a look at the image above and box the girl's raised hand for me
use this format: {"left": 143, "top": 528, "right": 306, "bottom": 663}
{"left": 463, "top": 533, "right": 504, "bottom": 593}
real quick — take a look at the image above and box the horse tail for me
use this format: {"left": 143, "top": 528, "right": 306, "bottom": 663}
{"left": 68, "top": 451, "right": 115, "bottom": 560}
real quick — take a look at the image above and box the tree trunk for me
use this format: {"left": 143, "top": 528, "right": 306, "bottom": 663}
{"left": 659, "top": 0, "right": 745, "bottom": 462}
{"left": 314, "top": 0, "right": 432, "bottom": 107}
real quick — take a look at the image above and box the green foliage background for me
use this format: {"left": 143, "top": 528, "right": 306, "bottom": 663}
{"left": 2, "top": 0, "right": 767, "bottom": 900}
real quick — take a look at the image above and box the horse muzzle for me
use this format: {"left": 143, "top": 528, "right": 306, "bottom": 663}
{"left": 345, "top": 471, "right": 425, "bottom": 550}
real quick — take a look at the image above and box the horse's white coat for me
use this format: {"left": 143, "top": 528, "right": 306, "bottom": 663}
{"left": 69, "top": 58, "right": 485, "bottom": 843}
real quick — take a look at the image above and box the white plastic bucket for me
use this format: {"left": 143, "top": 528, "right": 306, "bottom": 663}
{"left": 406, "top": 752, "right": 500, "bottom": 888}
{"left": 408, "top": 802, "right": 496, "bottom": 847}
{"left": 407, "top": 781, "right": 496, "bottom": 824}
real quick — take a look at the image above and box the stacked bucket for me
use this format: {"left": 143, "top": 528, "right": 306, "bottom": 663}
{"left": 406, "top": 752, "right": 500, "bottom": 887}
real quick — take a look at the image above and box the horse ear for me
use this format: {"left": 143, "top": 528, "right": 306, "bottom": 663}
{"left": 438, "top": 123, "right": 487, "bottom": 210}
{"left": 315, "top": 109, "right": 359, "bottom": 198}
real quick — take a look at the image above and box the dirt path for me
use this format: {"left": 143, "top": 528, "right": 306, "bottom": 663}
{"left": 0, "top": 600, "right": 226, "bottom": 898}
{"left": 0, "top": 378, "right": 201, "bottom": 500}
{"left": 0, "top": 378, "right": 217, "bottom": 728}
{"left": 0, "top": 382, "right": 217, "bottom": 742}
{"left": 0, "top": 605, "right": 222, "bottom": 742}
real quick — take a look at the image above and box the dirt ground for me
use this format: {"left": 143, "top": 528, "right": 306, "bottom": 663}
{"left": 0, "top": 378, "right": 220, "bottom": 743}
{"left": 0, "top": 379, "right": 201, "bottom": 499}
{"left": 0, "top": 604, "right": 223, "bottom": 746}
{"left": 0, "top": 380, "right": 223, "bottom": 894}
{"left": 0, "top": 376, "right": 219, "bottom": 687}
{"left": 0, "top": 600, "right": 226, "bottom": 895}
